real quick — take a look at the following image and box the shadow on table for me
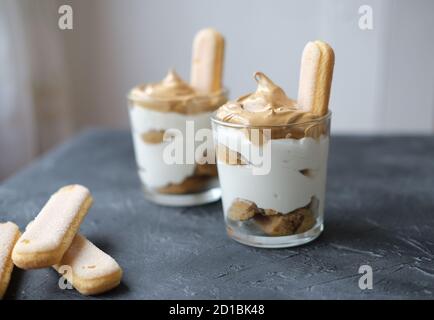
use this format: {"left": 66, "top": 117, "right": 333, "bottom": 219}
{"left": 4, "top": 267, "right": 26, "bottom": 300}
{"left": 318, "top": 215, "right": 404, "bottom": 259}
{"left": 97, "top": 281, "right": 130, "bottom": 299}
{"left": 177, "top": 201, "right": 223, "bottom": 218}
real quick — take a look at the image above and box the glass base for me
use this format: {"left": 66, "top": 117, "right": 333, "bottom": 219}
{"left": 142, "top": 185, "right": 222, "bottom": 207}
{"left": 226, "top": 222, "right": 323, "bottom": 248}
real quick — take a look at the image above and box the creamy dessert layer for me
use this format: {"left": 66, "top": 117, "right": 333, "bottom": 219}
{"left": 129, "top": 70, "right": 225, "bottom": 193}
{"left": 214, "top": 67, "right": 332, "bottom": 237}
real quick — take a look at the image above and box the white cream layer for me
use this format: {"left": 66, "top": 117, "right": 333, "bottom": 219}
{"left": 216, "top": 127, "right": 329, "bottom": 215}
{"left": 129, "top": 105, "right": 213, "bottom": 188}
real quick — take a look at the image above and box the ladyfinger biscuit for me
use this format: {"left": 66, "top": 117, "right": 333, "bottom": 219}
{"left": 190, "top": 28, "right": 225, "bottom": 93}
{"left": 228, "top": 198, "right": 259, "bottom": 221}
{"left": 53, "top": 234, "right": 122, "bottom": 296}
{"left": 297, "top": 40, "right": 335, "bottom": 116}
{"left": 255, "top": 208, "right": 315, "bottom": 236}
{"left": 12, "top": 185, "right": 93, "bottom": 269}
{"left": 0, "top": 222, "right": 21, "bottom": 299}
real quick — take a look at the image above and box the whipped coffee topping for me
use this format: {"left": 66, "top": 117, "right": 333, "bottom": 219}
{"left": 130, "top": 69, "right": 195, "bottom": 100}
{"left": 215, "top": 72, "right": 319, "bottom": 126}
{"left": 129, "top": 69, "right": 226, "bottom": 114}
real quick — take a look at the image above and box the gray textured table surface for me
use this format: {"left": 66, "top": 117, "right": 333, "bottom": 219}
{"left": 1, "top": 129, "right": 434, "bottom": 300}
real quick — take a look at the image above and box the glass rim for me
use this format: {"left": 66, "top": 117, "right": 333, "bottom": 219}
{"left": 211, "top": 110, "right": 332, "bottom": 129}
{"left": 127, "top": 87, "right": 229, "bottom": 103}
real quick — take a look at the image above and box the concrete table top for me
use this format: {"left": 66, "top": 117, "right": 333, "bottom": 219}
{"left": 1, "top": 129, "right": 433, "bottom": 299}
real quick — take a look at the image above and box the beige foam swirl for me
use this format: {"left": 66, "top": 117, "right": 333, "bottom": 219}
{"left": 215, "top": 72, "right": 318, "bottom": 126}
{"left": 129, "top": 69, "right": 226, "bottom": 114}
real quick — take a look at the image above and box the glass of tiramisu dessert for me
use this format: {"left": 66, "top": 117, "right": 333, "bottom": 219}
{"left": 128, "top": 28, "right": 227, "bottom": 206}
{"left": 212, "top": 41, "right": 334, "bottom": 247}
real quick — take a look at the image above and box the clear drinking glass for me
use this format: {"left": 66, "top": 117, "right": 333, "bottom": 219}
{"left": 211, "top": 112, "right": 331, "bottom": 248}
{"left": 128, "top": 90, "right": 228, "bottom": 206}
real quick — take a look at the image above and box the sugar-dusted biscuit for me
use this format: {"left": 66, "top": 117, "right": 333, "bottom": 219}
{"left": 0, "top": 222, "right": 21, "bottom": 299}
{"left": 297, "top": 40, "right": 335, "bottom": 116}
{"left": 190, "top": 28, "right": 225, "bottom": 93}
{"left": 12, "top": 185, "right": 93, "bottom": 269}
{"left": 53, "top": 234, "right": 122, "bottom": 295}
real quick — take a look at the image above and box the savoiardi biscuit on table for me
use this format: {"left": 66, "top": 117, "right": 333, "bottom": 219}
{"left": 12, "top": 184, "right": 93, "bottom": 269}
{"left": 0, "top": 222, "right": 21, "bottom": 299}
{"left": 22, "top": 218, "right": 122, "bottom": 296}
{"left": 53, "top": 234, "right": 122, "bottom": 296}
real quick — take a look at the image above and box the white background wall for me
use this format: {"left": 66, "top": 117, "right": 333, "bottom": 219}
{"left": 1, "top": 0, "right": 434, "bottom": 179}
{"left": 63, "top": 0, "right": 434, "bottom": 133}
